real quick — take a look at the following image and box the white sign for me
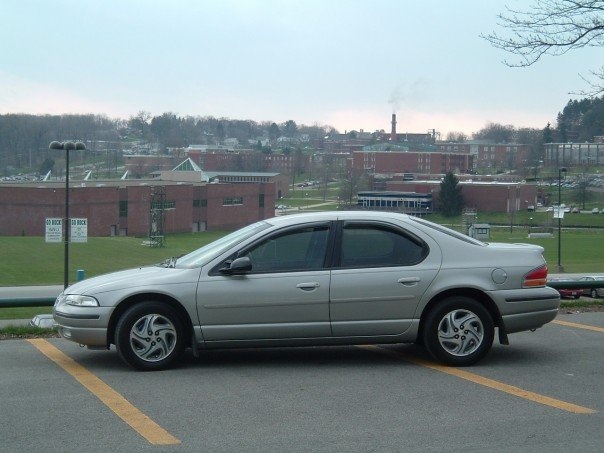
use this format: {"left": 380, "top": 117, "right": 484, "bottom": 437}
{"left": 70, "top": 218, "right": 88, "bottom": 243}
{"left": 553, "top": 208, "right": 565, "bottom": 219}
{"left": 45, "top": 218, "right": 62, "bottom": 243}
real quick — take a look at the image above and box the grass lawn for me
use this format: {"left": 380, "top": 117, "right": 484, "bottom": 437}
{"left": 0, "top": 306, "right": 52, "bottom": 319}
{"left": 488, "top": 227, "right": 604, "bottom": 273}
{"left": 0, "top": 232, "right": 226, "bottom": 286}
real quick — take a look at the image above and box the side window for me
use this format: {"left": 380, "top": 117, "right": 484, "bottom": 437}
{"left": 339, "top": 224, "right": 427, "bottom": 268}
{"left": 244, "top": 225, "right": 329, "bottom": 273}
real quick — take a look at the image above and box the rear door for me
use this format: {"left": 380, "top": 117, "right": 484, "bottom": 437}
{"left": 329, "top": 220, "right": 440, "bottom": 337}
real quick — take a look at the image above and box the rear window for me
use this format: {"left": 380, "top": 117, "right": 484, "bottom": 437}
{"left": 409, "top": 216, "right": 485, "bottom": 246}
{"left": 339, "top": 223, "right": 428, "bottom": 268}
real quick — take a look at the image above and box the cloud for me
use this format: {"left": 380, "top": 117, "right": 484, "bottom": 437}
{"left": 0, "top": 71, "right": 130, "bottom": 117}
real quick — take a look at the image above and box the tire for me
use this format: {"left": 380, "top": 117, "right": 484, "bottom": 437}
{"left": 422, "top": 296, "right": 494, "bottom": 366}
{"left": 591, "top": 289, "right": 598, "bottom": 299}
{"left": 115, "top": 302, "right": 185, "bottom": 371}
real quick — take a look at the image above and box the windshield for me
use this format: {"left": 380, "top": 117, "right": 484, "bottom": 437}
{"left": 173, "top": 221, "right": 270, "bottom": 268}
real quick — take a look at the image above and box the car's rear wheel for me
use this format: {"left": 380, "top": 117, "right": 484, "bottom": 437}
{"left": 591, "top": 289, "right": 598, "bottom": 298}
{"left": 423, "top": 296, "right": 494, "bottom": 366}
{"left": 115, "top": 302, "right": 185, "bottom": 371}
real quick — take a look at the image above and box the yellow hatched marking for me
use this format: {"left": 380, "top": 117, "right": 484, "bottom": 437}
{"left": 28, "top": 339, "right": 181, "bottom": 445}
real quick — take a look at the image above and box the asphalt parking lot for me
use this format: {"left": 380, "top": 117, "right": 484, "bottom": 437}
{"left": 1, "top": 312, "right": 602, "bottom": 452}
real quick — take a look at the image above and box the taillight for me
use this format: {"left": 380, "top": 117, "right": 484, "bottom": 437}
{"left": 523, "top": 265, "right": 548, "bottom": 288}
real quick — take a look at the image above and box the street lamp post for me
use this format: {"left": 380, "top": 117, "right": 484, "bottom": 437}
{"left": 557, "top": 167, "right": 567, "bottom": 272}
{"left": 49, "top": 141, "right": 86, "bottom": 289}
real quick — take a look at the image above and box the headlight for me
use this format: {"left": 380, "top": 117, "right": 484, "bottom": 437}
{"left": 61, "top": 294, "right": 99, "bottom": 307}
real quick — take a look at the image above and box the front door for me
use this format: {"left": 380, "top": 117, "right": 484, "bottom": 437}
{"left": 198, "top": 222, "right": 332, "bottom": 341}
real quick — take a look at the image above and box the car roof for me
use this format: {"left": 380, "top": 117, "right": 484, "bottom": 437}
{"left": 265, "top": 210, "right": 412, "bottom": 227}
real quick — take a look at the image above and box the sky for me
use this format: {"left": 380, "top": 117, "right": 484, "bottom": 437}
{"left": 1, "top": 0, "right": 602, "bottom": 137}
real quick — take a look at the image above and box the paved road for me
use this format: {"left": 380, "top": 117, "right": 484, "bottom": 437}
{"left": 0, "top": 312, "right": 602, "bottom": 452}
{"left": 0, "top": 284, "right": 62, "bottom": 301}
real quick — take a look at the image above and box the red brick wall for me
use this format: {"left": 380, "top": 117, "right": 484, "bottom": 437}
{"left": 352, "top": 151, "right": 473, "bottom": 174}
{"left": 0, "top": 186, "right": 120, "bottom": 236}
{"left": 204, "top": 183, "right": 275, "bottom": 231}
{"left": 0, "top": 181, "right": 276, "bottom": 237}
{"left": 386, "top": 181, "right": 537, "bottom": 212}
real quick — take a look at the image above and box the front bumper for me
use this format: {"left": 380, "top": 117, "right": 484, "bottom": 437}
{"left": 53, "top": 305, "right": 114, "bottom": 347}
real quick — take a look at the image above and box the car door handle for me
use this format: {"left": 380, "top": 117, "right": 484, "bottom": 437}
{"left": 296, "top": 282, "right": 320, "bottom": 291}
{"left": 397, "top": 277, "right": 420, "bottom": 286}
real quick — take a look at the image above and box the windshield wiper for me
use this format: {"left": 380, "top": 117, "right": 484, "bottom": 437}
{"left": 157, "top": 256, "right": 178, "bottom": 268}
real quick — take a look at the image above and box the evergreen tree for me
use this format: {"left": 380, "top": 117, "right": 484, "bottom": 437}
{"left": 439, "top": 172, "right": 464, "bottom": 217}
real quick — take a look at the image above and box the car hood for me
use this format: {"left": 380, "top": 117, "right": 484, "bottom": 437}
{"left": 63, "top": 266, "right": 201, "bottom": 296}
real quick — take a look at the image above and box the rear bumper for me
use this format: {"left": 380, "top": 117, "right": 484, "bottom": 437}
{"left": 501, "top": 308, "right": 558, "bottom": 334}
{"left": 488, "top": 287, "right": 560, "bottom": 334}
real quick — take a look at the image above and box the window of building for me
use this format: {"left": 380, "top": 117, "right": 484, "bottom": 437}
{"left": 259, "top": 194, "right": 265, "bottom": 208}
{"left": 119, "top": 200, "right": 128, "bottom": 217}
{"left": 223, "top": 197, "right": 243, "bottom": 206}
{"left": 151, "top": 200, "right": 175, "bottom": 210}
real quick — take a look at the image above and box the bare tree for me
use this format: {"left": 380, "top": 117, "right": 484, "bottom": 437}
{"left": 482, "top": 0, "right": 604, "bottom": 95}
{"left": 445, "top": 131, "right": 468, "bottom": 142}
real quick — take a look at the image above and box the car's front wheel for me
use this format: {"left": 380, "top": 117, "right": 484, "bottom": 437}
{"left": 591, "top": 289, "right": 598, "bottom": 298}
{"left": 115, "top": 302, "right": 185, "bottom": 371}
{"left": 423, "top": 297, "right": 494, "bottom": 366}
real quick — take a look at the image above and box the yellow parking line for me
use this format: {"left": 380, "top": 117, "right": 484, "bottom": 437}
{"left": 28, "top": 339, "right": 181, "bottom": 445}
{"left": 358, "top": 345, "right": 597, "bottom": 415}
{"left": 552, "top": 319, "right": 604, "bottom": 333}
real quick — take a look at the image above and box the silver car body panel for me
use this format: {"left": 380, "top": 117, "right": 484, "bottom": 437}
{"left": 197, "top": 270, "right": 331, "bottom": 340}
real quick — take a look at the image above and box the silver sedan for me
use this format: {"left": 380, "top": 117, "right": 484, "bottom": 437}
{"left": 53, "top": 211, "right": 560, "bottom": 370}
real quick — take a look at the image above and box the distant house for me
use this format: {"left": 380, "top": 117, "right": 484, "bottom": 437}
{"left": 468, "top": 223, "right": 491, "bottom": 240}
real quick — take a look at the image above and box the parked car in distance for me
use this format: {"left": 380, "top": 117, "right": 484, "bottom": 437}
{"left": 592, "top": 208, "right": 600, "bottom": 214}
{"left": 547, "top": 277, "right": 581, "bottom": 299}
{"left": 53, "top": 211, "right": 560, "bottom": 371}
{"left": 578, "top": 275, "right": 604, "bottom": 298}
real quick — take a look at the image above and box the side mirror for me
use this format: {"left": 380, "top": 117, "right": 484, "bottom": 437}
{"left": 220, "top": 256, "right": 252, "bottom": 274}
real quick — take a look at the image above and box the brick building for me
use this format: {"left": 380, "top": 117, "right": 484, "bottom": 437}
{"left": 544, "top": 142, "right": 604, "bottom": 166}
{"left": 352, "top": 149, "right": 474, "bottom": 175}
{"left": 185, "top": 148, "right": 312, "bottom": 175}
{"left": 0, "top": 178, "right": 275, "bottom": 237}
{"left": 436, "top": 141, "right": 530, "bottom": 171}
{"left": 384, "top": 180, "right": 537, "bottom": 213}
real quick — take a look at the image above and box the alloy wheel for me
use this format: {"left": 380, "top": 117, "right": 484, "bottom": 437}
{"left": 436, "top": 309, "right": 484, "bottom": 357}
